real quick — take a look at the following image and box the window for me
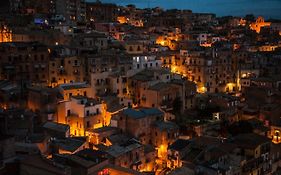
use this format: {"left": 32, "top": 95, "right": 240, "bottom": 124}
{"left": 123, "top": 88, "right": 127, "bottom": 94}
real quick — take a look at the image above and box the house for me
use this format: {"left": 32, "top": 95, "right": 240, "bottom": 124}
{"left": 167, "top": 139, "right": 190, "bottom": 169}
{"left": 111, "top": 108, "right": 164, "bottom": 145}
{"left": 57, "top": 95, "right": 106, "bottom": 136}
{"left": 52, "top": 137, "right": 88, "bottom": 154}
{"left": 20, "top": 154, "right": 71, "bottom": 175}
{"left": 0, "top": 42, "right": 49, "bottom": 86}
{"left": 43, "top": 121, "right": 70, "bottom": 138}
{"left": 85, "top": 126, "right": 119, "bottom": 146}
{"left": 105, "top": 138, "right": 145, "bottom": 171}
{"left": 58, "top": 82, "right": 94, "bottom": 101}
{"left": 232, "top": 133, "right": 271, "bottom": 175}
{"left": 151, "top": 121, "right": 179, "bottom": 158}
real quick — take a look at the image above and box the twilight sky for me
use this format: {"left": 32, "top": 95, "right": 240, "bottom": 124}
{"left": 90, "top": 0, "right": 281, "bottom": 19}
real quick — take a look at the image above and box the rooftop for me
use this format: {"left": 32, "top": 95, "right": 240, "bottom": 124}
{"left": 232, "top": 133, "right": 271, "bottom": 149}
{"left": 59, "top": 82, "right": 90, "bottom": 90}
{"left": 169, "top": 139, "right": 190, "bottom": 152}
{"left": 122, "top": 108, "right": 163, "bottom": 119}
{"left": 54, "top": 137, "right": 87, "bottom": 152}
{"left": 43, "top": 122, "right": 70, "bottom": 133}
{"left": 106, "top": 139, "right": 142, "bottom": 158}
{"left": 153, "top": 121, "right": 179, "bottom": 131}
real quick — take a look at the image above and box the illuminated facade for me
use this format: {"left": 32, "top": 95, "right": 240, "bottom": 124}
{"left": 57, "top": 96, "right": 106, "bottom": 136}
{"left": 271, "top": 127, "right": 281, "bottom": 144}
{"left": 58, "top": 82, "right": 95, "bottom": 101}
{"left": 124, "top": 41, "right": 144, "bottom": 54}
{"left": 250, "top": 16, "right": 271, "bottom": 33}
{"left": 49, "top": 56, "right": 85, "bottom": 87}
{"left": 155, "top": 28, "right": 183, "bottom": 50}
{"left": 163, "top": 48, "right": 237, "bottom": 93}
{"left": 127, "top": 69, "right": 172, "bottom": 105}
{"left": 0, "top": 24, "right": 12, "bottom": 43}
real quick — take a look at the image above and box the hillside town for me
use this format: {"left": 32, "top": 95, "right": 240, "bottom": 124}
{"left": 1, "top": 0, "right": 281, "bottom": 175}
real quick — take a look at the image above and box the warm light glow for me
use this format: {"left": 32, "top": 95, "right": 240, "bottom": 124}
{"left": 157, "top": 144, "right": 168, "bottom": 158}
{"left": 272, "top": 130, "right": 281, "bottom": 144}
{"left": 197, "top": 86, "right": 207, "bottom": 94}
{"left": 117, "top": 16, "right": 127, "bottom": 24}
{"left": 225, "top": 83, "right": 236, "bottom": 93}
{"left": 249, "top": 16, "right": 271, "bottom": 33}
{"left": 0, "top": 25, "right": 12, "bottom": 43}
{"left": 156, "top": 34, "right": 182, "bottom": 50}
{"left": 200, "top": 43, "right": 212, "bottom": 47}
{"left": 239, "top": 19, "right": 247, "bottom": 26}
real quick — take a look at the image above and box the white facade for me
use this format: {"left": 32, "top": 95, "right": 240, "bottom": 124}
{"left": 63, "top": 96, "right": 104, "bottom": 118}
{"left": 127, "top": 55, "right": 162, "bottom": 77}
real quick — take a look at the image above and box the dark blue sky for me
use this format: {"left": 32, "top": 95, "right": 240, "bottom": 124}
{"left": 91, "top": 0, "right": 281, "bottom": 19}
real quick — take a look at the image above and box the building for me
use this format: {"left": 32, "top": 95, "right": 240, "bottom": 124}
{"left": 232, "top": 133, "right": 271, "bottom": 175}
{"left": 43, "top": 121, "right": 70, "bottom": 138}
{"left": 86, "top": 1, "right": 117, "bottom": 23}
{"left": 127, "top": 69, "right": 173, "bottom": 105}
{"left": 0, "top": 42, "right": 49, "bottom": 86}
{"left": 58, "top": 82, "right": 95, "bottom": 101}
{"left": 111, "top": 108, "right": 164, "bottom": 144}
{"left": 55, "top": 0, "right": 86, "bottom": 24}
{"left": 0, "top": 24, "right": 12, "bottom": 43}
{"left": 151, "top": 121, "right": 179, "bottom": 158}
{"left": 167, "top": 139, "right": 190, "bottom": 169}
{"left": 57, "top": 95, "right": 106, "bottom": 136}
{"left": 52, "top": 137, "right": 88, "bottom": 154}
{"left": 250, "top": 16, "right": 271, "bottom": 33}
{"left": 27, "top": 86, "right": 60, "bottom": 121}
{"left": 49, "top": 56, "right": 86, "bottom": 87}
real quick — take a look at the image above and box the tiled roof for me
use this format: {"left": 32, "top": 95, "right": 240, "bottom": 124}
{"left": 123, "top": 108, "right": 163, "bottom": 119}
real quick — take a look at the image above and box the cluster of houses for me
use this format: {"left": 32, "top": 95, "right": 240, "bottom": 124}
{"left": 1, "top": 0, "right": 281, "bottom": 175}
